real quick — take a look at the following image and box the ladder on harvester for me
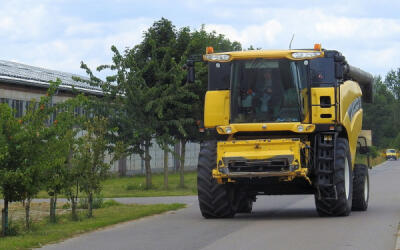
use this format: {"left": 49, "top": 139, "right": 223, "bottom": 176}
{"left": 315, "top": 132, "right": 338, "bottom": 200}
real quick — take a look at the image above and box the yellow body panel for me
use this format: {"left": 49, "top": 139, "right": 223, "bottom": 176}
{"left": 204, "top": 50, "right": 324, "bottom": 62}
{"left": 213, "top": 139, "right": 310, "bottom": 182}
{"left": 311, "top": 88, "right": 336, "bottom": 123}
{"left": 204, "top": 90, "right": 230, "bottom": 128}
{"left": 218, "top": 139, "right": 300, "bottom": 161}
{"left": 339, "top": 81, "right": 363, "bottom": 166}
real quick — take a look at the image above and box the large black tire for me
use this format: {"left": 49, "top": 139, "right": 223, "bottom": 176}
{"left": 197, "top": 141, "right": 237, "bottom": 218}
{"left": 352, "top": 164, "right": 369, "bottom": 211}
{"left": 315, "top": 137, "right": 353, "bottom": 216}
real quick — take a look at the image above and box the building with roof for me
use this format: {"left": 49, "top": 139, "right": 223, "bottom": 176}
{"left": 0, "top": 60, "right": 199, "bottom": 175}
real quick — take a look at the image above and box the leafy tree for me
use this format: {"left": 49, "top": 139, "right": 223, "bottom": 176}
{"left": 172, "top": 25, "right": 241, "bottom": 187}
{"left": 17, "top": 82, "right": 62, "bottom": 229}
{"left": 79, "top": 46, "right": 158, "bottom": 189}
{"left": 385, "top": 68, "right": 400, "bottom": 100}
{"left": 74, "top": 116, "right": 110, "bottom": 218}
{"left": 0, "top": 104, "right": 24, "bottom": 236}
{"left": 363, "top": 70, "right": 400, "bottom": 149}
{"left": 77, "top": 18, "right": 243, "bottom": 190}
{"left": 44, "top": 94, "right": 86, "bottom": 223}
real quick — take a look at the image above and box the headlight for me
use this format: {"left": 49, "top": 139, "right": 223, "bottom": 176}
{"left": 292, "top": 52, "right": 322, "bottom": 59}
{"left": 204, "top": 54, "right": 231, "bottom": 61}
{"left": 225, "top": 126, "right": 232, "bottom": 134}
{"left": 297, "top": 125, "right": 304, "bottom": 132}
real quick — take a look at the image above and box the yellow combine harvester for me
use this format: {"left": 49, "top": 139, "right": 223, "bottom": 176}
{"left": 187, "top": 44, "right": 373, "bottom": 218}
{"left": 385, "top": 149, "right": 398, "bottom": 160}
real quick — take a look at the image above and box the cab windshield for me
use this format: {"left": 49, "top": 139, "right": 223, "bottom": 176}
{"left": 231, "top": 59, "right": 308, "bottom": 123}
{"left": 387, "top": 149, "right": 396, "bottom": 153}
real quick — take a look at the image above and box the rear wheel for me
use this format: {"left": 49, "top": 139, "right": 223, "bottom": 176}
{"left": 197, "top": 141, "right": 237, "bottom": 218}
{"left": 352, "top": 164, "right": 369, "bottom": 211}
{"left": 315, "top": 137, "right": 353, "bottom": 216}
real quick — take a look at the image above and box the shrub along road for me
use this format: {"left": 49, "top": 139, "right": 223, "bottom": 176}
{"left": 41, "top": 160, "right": 400, "bottom": 250}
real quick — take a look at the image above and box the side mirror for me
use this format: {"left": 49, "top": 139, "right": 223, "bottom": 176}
{"left": 185, "top": 60, "right": 195, "bottom": 83}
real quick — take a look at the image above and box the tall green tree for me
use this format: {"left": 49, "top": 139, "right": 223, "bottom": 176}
{"left": 78, "top": 18, "right": 243, "bottom": 190}
{"left": 79, "top": 44, "right": 160, "bottom": 189}
{"left": 173, "top": 25, "right": 242, "bottom": 187}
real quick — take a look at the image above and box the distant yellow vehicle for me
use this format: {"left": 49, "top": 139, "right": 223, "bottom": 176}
{"left": 385, "top": 149, "right": 398, "bottom": 160}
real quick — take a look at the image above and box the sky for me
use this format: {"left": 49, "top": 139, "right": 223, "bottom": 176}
{"left": 1, "top": 0, "right": 399, "bottom": 78}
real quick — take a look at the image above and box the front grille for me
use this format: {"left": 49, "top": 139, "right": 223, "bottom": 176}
{"left": 228, "top": 159, "right": 290, "bottom": 172}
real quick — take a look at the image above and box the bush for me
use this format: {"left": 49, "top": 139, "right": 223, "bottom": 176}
{"left": 102, "top": 199, "right": 122, "bottom": 208}
{"left": 369, "top": 146, "right": 379, "bottom": 158}
{"left": 78, "top": 196, "right": 104, "bottom": 209}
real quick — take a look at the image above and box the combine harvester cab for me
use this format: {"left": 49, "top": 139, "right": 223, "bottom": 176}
{"left": 187, "top": 44, "right": 373, "bottom": 218}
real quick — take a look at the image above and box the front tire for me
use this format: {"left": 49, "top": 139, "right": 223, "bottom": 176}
{"left": 197, "top": 141, "right": 237, "bottom": 218}
{"left": 352, "top": 164, "right": 369, "bottom": 211}
{"left": 315, "top": 137, "right": 353, "bottom": 216}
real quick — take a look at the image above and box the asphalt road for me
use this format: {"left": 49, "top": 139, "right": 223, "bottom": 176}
{"left": 42, "top": 160, "right": 400, "bottom": 250}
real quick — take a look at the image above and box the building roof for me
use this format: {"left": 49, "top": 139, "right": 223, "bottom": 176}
{"left": 0, "top": 60, "right": 103, "bottom": 95}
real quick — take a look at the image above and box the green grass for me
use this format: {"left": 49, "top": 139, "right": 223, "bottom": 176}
{"left": 35, "top": 171, "right": 198, "bottom": 198}
{"left": 100, "top": 171, "right": 197, "bottom": 197}
{"left": 355, "top": 152, "right": 386, "bottom": 167}
{"left": 0, "top": 202, "right": 185, "bottom": 250}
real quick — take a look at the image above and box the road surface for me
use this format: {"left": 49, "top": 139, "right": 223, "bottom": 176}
{"left": 42, "top": 160, "right": 400, "bottom": 250}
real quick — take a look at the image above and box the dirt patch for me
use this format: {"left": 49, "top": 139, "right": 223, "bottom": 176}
{"left": 0, "top": 201, "right": 69, "bottom": 222}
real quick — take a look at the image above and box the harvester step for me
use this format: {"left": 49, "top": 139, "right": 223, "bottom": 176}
{"left": 318, "top": 156, "right": 334, "bottom": 161}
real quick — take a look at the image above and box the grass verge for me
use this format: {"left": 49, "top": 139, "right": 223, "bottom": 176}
{"left": 0, "top": 202, "right": 185, "bottom": 250}
{"left": 355, "top": 153, "right": 386, "bottom": 167}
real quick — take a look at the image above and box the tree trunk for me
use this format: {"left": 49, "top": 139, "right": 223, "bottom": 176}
{"left": 88, "top": 192, "right": 93, "bottom": 218}
{"left": 25, "top": 198, "right": 31, "bottom": 229}
{"left": 179, "top": 139, "right": 186, "bottom": 188}
{"left": 71, "top": 180, "right": 79, "bottom": 221}
{"left": 71, "top": 197, "right": 78, "bottom": 221}
{"left": 118, "top": 156, "right": 127, "bottom": 177}
{"left": 1, "top": 198, "right": 8, "bottom": 236}
{"left": 50, "top": 195, "right": 58, "bottom": 223}
{"left": 174, "top": 142, "right": 180, "bottom": 173}
{"left": 164, "top": 148, "right": 169, "bottom": 189}
{"left": 144, "top": 140, "right": 152, "bottom": 189}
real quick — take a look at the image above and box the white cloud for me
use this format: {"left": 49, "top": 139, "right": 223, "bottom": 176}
{"left": 1, "top": 0, "right": 399, "bottom": 78}
{"left": 205, "top": 20, "right": 283, "bottom": 48}
{"left": 201, "top": 6, "right": 400, "bottom": 76}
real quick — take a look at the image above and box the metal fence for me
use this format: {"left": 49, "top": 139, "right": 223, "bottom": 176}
{"left": 108, "top": 140, "right": 200, "bottom": 175}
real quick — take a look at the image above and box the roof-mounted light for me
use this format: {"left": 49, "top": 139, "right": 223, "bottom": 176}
{"left": 204, "top": 54, "right": 231, "bottom": 61}
{"left": 314, "top": 43, "right": 322, "bottom": 51}
{"left": 292, "top": 52, "right": 322, "bottom": 59}
{"left": 206, "top": 46, "right": 214, "bottom": 54}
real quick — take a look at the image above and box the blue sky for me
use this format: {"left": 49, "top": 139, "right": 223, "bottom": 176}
{"left": 1, "top": 0, "right": 399, "bottom": 78}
